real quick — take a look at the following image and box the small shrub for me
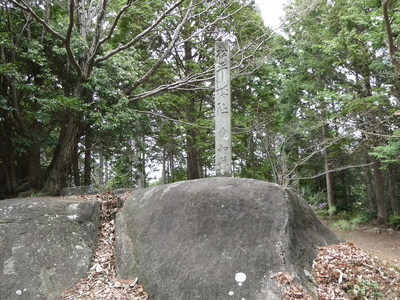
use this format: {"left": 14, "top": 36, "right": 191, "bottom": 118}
{"left": 363, "top": 209, "right": 378, "bottom": 222}
{"left": 330, "top": 214, "right": 365, "bottom": 231}
{"left": 349, "top": 279, "right": 383, "bottom": 300}
{"left": 331, "top": 219, "right": 356, "bottom": 231}
{"left": 388, "top": 212, "right": 400, "bottom": 230}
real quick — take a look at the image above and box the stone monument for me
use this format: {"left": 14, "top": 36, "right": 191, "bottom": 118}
{"left": 215, "top": 41, "right": 232, "bottom": 176}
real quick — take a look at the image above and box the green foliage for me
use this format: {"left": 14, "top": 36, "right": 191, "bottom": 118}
{"left": 371, "top": 130, "right": 400, "bottom": 167}
{"left": 331, "top": 218, "right": 360, "bottom": 231}
{"left": 349, "top": 279, "right": 383, "bottom": 300}
{"left": 1, "top": 0, "right": 400, "bottom": 207}
{"left": 329, "top": 211, "right": 367, "bottom": 231}
{"left": 388, "top": 212, "right": 400, "bottom": 230}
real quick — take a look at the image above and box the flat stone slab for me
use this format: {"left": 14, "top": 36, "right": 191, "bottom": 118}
{"left": 0, "top": 197, "right": 99, "bottom": 300}
{"left": 115, "top": 177, "right": 341, "bottom": 299}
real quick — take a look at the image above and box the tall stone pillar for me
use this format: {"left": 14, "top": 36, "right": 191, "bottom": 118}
{"left": 215, "top": 41, "right": 232, "bottom": 177}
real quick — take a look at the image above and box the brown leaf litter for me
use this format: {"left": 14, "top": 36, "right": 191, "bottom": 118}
{"left": 273, "top": 242, "right": 400, "bottom": 299}
{"left": 59, "top": 193, "right": 147, "bottom": 300}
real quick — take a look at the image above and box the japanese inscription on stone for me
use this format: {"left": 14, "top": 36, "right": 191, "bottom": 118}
{"left": 215, "top": 41, "right": 232, "bottom": 177}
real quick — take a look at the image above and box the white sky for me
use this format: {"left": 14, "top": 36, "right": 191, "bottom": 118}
{"left": 255, "top": 0, "right": 286, "bottom": 29}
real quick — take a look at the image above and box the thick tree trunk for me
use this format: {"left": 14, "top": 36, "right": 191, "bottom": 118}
{"left": 186, "top": 131, "right": 200, "bottom": 180}
{"left": 1, "top": 161, "right": 18, "bottom": 197}
{"left": 185, "top": 99, "right": 200, "bottom": 180}
{"left": 42, "top": 113, "right": 83, "bottom": 195}
{"left": 373, "top": 160, "right": 387, "bottom": 224}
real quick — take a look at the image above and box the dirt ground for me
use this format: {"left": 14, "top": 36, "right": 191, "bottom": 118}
{"left": 329, "top": 225, "right": 400, "bottom": 269}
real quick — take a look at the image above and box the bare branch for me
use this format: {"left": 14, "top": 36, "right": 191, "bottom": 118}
{"left": 287, "top": 162, "right": 375, "bottom": 181}
{"left": 65, "top": 0, "right": 83, "bottom": 78}
{"left": 86, "top": 0, "right": 109, "bottom": 71}
{"left": 128, "top": 67, "right": 215, "bottom": 101}
{"left": 331, "top": 121, "right": 400, "bottom": 139}
{"left": 131, "top": 109, "right": 213, "bottom": 129}
{"left": 95, "top": 0, "right": 186, "bottom": 64}
{"left": 125, "top": 0, "right": 195, "bottom": 95}
{"left": 181, "top": 0, "right": 245, "bottom": 43}
{"left": 8, "top": 0, "right": 66, "bottom": 42}
{"left": 97, "top": 0, "right": 135, "bottom": 46}
{"left": 283, "top": 134, "right": 349, "bottom": 180}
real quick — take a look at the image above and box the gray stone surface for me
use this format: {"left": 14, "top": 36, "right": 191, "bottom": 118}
{"left": 115, "top": 177, "right": 341, "bottom": 300}
{"left": 0, "top": 197, "right": 99, "bottom": 300}
{"left": 59, "top": 185, "right": 99, "bottom": 196}
{"left": 112, "top": 188, "right": 137, "bottom": 195}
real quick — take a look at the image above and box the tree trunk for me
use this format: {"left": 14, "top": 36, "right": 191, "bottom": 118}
{"left": 322, "top": 125, "right": 335, "bottom": 216}
{"left": 382, "top": 0, "right": 400, "bottom": 97}
{"left": 162, "top": 148, "right": 167, "bottom": 185}
{"left": 83, "top": 132, "right": 92, "bottom": 185}
{"left": 104, "top": 159, "right": 109, "bottom": 185}
{"left": 388, "top": 166, "right": 399, "bottom": 212}
{"left": 137, "top": 151, "right": 147, "bottom": 189}
{"left": 73, "top": 146, "right": 81, "bottom": 186}
{"left": 99, "top": 151, "right": 104, "bottom": 185}
{"left": 185, "top": 99, "right": 200, "bottom": 180}
{"left": 364, "top": 152, "right": 375, "bottom": 211}
{"left": 186, "top": 131, "right": 200, "bottom": 180}
{"left": 169, "top": 154, "right": 175, "bottom": 182}
{"left": 42, "top": 113, "right": 83, "bottom": 195}
{"left": 1, "top": 161, "right": 18, "bottom": 197}
{"left": 373, "top": 160, "right": 387, "bottom": 224}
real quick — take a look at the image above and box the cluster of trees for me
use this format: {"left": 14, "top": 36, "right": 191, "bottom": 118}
{"left": 0, "top": 0, "right": 269, "bottom": 194}
{"left": 1, "top": 0, "right": 399, "bottom": 223}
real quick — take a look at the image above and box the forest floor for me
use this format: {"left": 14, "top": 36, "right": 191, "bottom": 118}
{"left": 325, "top": 222, "right": 400, "bottom": 269}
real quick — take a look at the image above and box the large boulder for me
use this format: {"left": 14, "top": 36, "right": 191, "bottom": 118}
{"left": 0, "top": 197, "right": 99, "bottom": 300}
{"left": 115, "top": 177, "right": 341, "bottom": 299}
{"left": 59, "top": 185, "right": 100, "bottom": 196}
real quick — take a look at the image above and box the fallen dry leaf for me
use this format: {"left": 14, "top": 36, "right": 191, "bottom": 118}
{"left": 59, "top": 193, "right": 148, "bottom": 300}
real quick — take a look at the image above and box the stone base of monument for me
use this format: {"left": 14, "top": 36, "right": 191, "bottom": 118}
{"left": 0, "top": 198, "right": 99, "bottom": 300}
{"left": 115, "top": 177, "right": 341, "bottom": 299}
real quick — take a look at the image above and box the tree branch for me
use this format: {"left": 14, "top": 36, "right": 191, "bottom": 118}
{"left": 131, "top": 109, "right": 213, "bottom": 129}
{"left": 382, "top": 0, "right": 400, "bottom": 73}
{"left": 8, "top": 0, "right": 65, "bottom": 41}
{"left": 97, "top": 0, "right": 135, "bottom": 46}
{"left": 287, "top": 162, "right": 376, "bottom": 181}
{"left": 65, "top": 0, "right": 83, "bottom": 78}
{"left": 95, "top": 0, "right": 186, "bottom": 64}
{"left": 128, "top": 68, "right": 214, "bottom": 101}
{"left": 124, "top": 0, "right": 195, "bottom": 95}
